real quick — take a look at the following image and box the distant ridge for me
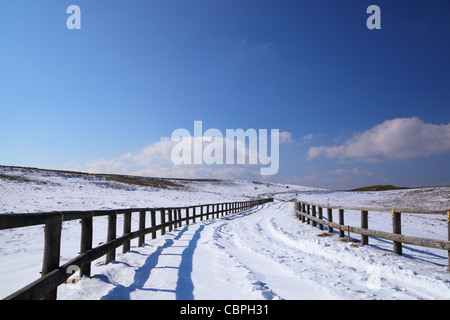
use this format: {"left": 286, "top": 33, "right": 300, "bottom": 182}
{"left": 349, "top": 185, "right": 410, "bottom": 192}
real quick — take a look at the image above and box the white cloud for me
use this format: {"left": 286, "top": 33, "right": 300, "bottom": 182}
{"left": 307, "top": 117, "right": 450, "bottom": 162}
{"left": 81, "top": 135, "right": 270, "bottom": 180}
{"left": 329, "top": 167, "right": 373, "bottom": 176}
{"left": 129, "top": 137, "right": 176, "bottom": 166}
{"left": 85, "top": 158, "right": 130, "bottom": 175}
{"left": 279, "top": 131, "right": 295, "bottom": 144}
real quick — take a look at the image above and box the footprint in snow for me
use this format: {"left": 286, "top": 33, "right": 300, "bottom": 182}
{"left": 252, "top": 280, "right": 280, "bottom": 300}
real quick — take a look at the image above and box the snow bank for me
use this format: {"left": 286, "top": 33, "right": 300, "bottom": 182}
{"left": 0, "top": 166, "right": 449, "bottom": 300}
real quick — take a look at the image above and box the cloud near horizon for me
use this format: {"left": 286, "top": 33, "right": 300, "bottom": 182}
{"left": 307, "top": 117, "right": 450, "bottom": 162}
{"left": 80, "top": 131, "right": 293, "bottom": 180}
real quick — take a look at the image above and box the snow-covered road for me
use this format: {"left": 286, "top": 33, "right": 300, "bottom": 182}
{"left": 58, "top": 201, "right": 450, "bottom": 300}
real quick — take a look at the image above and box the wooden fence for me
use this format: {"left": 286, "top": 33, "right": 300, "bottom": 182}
{"left": 0, "top": 198, "right": 273, "bottom": 300}
{"left": 294, "top": 200, "right": 450, "bottom": 272}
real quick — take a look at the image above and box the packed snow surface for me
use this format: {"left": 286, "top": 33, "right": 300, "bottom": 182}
{"left": 0, "top": 166, "right": 449, "bottom": 300}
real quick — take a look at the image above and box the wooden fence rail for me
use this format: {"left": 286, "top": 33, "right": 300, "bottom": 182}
{"left": 0, "top": 198, "right": 273, "bottom": 300}
{"left": 294, "top": 200, "right": 450, "bottom": 272}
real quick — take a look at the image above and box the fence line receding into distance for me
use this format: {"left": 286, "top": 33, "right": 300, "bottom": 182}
{"left": 0, "top": 198, "right": 273, "bottom": 300}
{"left": 294, "top": 200, "right": 450, "bottom": 272}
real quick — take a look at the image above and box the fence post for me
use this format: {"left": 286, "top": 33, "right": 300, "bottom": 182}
{"left": 174, "top": 209, "right": 177, "bottom": 228}
{"left": 193, "top": 207, "right": 196, "bottom": 223}
{"left": 448, "top": 210, "right": 449, "bottom": 272}
{"left": 361, "top": 209, "right": 369, "bottom": 245}
{"left": 138, "top": 210, "right": 146, "bottom": 247}
{"left": 41, "top": 216, "right": 62, "bottom": 300}
{"left": 106, "top": 211, "right": 117, "bottom": 264}
{"left": 168, "top": 209, "right": 173, "bottom": 232}
{"left": 307, "top": 205, "right": 311, "bottom": 225}
{"left": 312, "top": 205, "right": 316, "bottom": 227}
{"left": 327, "top": 208, "right": 333, "bottom": 233}
{"left": 160, "top": 210, "right": 166, "bottom": 235}
{"left": 339, "top": 209, "right": 345, "bottom": 238}
{"left": 80, "top": 214, "right": 93, "bottom": 277}
{"left": 123, "top": 211, "right": 131, "bottom": 253}
{"left": 318, "top": 207, "right": 323, "bottom": 230}
{"left": 392, "top": 209, "right": 402, "bottom": 255}
{"left": 151, "top": 210, "right": 156, "bottom": 239}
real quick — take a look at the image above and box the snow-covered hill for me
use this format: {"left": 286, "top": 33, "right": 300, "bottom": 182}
{"left": 0, "top": 166, "right": 449, "bottom": 300}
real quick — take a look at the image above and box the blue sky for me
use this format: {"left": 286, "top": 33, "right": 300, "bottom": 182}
{"left": 1, "top": 0, "right": 449, "bottom": 189}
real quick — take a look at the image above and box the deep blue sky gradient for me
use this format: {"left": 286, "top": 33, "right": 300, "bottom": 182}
{"left": 1, "top": 1, "right": 449, "bottom": 188}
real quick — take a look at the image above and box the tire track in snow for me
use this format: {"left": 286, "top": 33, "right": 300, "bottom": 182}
{"left": 208, "top": 201, "right": 450, "bottom": 299}
{"left": 263, "top": 204, "right": 450, "bottom": 299}
{"left": 210, "top": 202, "right": 334, "bottom": 299}
{"left": 59, "top": 201, "right": 450, "bottom": 300}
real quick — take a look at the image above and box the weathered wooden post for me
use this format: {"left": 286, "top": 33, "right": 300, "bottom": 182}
{"left": 168, "top": 209, "right": 173, "bottom": 232}
{"left": 80, "top": 213, "right": 93, "bottom": 277}
{"left": 327, "top": 208, "right": 333, "bottom": 233}
{"left": 312, "top": 205, "right": 317, "bottom": 227}
{"left": 339, "top": 209, "right": 345, "bottom": 238}
{"left": 138, "top": 210, "right": 146, "bottom": 247}
{"left": 160, "top": 209, "right": 166, "bottom": 235}
{"left": 123, "top": 211, "right": 132, "bottom": 253}
{"left": 392, "top": 209, "right": 402, "bottom": 255}
{"left": 307, "top": 204, "right": 311, "bottom": 225}
{"left": 42, "top": 214, "right": 62, "bottom": 300}
{"left": 318, "top": 207, "right": 323, "bottom": 230}
{"left": 150, "top": 210, "right": 156, "bottom": 239}
{"left": 361, "top": 209, "right": 369, "bottom": 245}
{"left": 106, "top": 211, "right": 117, "bottom": 264}
{"left": 448, "top": 210, "right": 449, "bottom": 272}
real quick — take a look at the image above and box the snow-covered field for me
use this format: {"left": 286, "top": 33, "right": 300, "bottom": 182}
{"left": 0, "top": 166, "right": 449, "bottom": 300}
